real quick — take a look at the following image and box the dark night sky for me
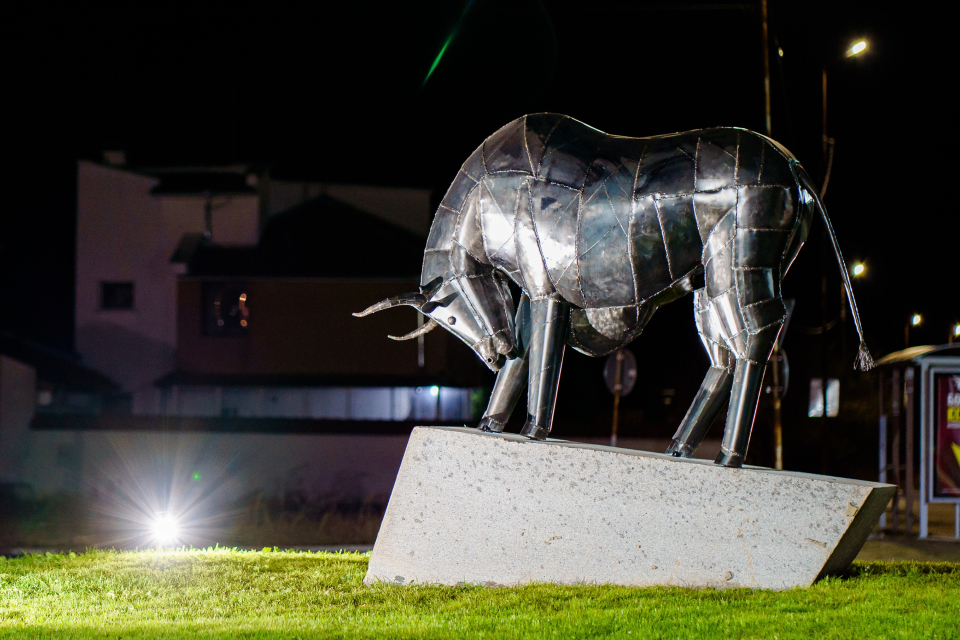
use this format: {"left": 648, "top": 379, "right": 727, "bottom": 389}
{"left": 3, "top": 0, "right": 954, "bottom": 360}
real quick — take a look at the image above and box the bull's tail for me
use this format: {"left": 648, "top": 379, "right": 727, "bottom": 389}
{"left": 796, "top": 166, "right": 875, "bottom": 371}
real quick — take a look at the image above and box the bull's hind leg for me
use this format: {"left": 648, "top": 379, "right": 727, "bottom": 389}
{"left": 666, "top": 290, "right": 734, "bottom": 457}
{"left": 715, "top": 323, "right": 781, "bottom": 467}
{"left": 713, "top": 185, "right": 793, "bottom": 467}
{"left": 520, "top": 296, "right": 570, "bottom": 441}
{"left": 479, "top": 295, "right": 531, "bottom": 432}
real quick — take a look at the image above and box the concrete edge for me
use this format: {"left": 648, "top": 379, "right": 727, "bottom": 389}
{"left": 818, "top": 484, "right": 898, "bottom": 578}
{"left": 418, "top": 426, "right": 895, "bottom": 489}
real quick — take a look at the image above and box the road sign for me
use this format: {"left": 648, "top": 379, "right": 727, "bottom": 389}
{"left": 604, "top": 349, "right": 637, "bottom": 396}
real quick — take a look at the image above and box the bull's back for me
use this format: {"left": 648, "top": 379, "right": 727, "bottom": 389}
{"left": 428, "top": 114, "right": 802, "bottom": 309}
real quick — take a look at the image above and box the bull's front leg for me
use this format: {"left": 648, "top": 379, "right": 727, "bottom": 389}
{"left": 520, "top": 296, "right": 570, "bottom": 441}
{"left": 478, "top": 295, "right": 531, "bottom": 432}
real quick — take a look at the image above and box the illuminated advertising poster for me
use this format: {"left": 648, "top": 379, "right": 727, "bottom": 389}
{"left": 934, "top": 374, "right": 960, "bottom": 497}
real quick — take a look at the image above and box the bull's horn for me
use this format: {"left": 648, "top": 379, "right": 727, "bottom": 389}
{"left": 352, "top": 292, "right": 426, "bottom": 317}
{"left": 388, "top": 318, "right": 438, "bottom": 341}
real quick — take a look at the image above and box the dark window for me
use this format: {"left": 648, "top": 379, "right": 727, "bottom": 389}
{"left": 100, "top": 282, "right": 134, "bottom": 310}
{"left": 202, "top": 282, "right": 250, "bottom": 336}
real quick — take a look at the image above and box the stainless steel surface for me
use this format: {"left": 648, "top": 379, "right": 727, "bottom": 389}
{"left": 479, "top": 295, "right": 531, "bottom": 433}
{"left": 356, "top": 114, "right": 873, "bottom": 466}
{"left": 520, "top": 296, "right": 570, "bottom": 441}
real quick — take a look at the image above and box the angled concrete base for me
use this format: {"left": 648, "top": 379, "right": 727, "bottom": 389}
{"left": 365, "top": 427, "right": 895, "bottom": 590}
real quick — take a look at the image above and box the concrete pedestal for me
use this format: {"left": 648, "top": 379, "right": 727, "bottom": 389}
{"left": 365, "top": 427, "right": 895, "bottom": 590}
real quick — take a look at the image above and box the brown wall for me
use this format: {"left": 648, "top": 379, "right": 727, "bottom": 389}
{"left": 176, "top": 278, "right": 485, "bottom": 384}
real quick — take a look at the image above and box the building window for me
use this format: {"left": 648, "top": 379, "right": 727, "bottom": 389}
{"left": 202, "top": 282, "right": 250, "bottom": 336}
{"left": 100, "top": 282, "right": 134, "bottom": 310}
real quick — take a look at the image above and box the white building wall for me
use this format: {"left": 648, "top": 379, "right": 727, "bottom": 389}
{"left": 75, "top": 161, "right": 259, "bottom": 391}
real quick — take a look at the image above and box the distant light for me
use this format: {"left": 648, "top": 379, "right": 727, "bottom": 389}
{"left": 37, "top": 389, "right": 53, "bottom": 406}
{"left": 912, "top": 314, "right": 922, "bottom": 326}
{"left": 192, "top": 472, "right": 201, "bottom": 481}
{"left": 239, "top": 293, "right": 247, "bottom": 302}
{"left": 954, "top": 324, "right": 960, "bottom": 337}
{"left": 852, "top": 263, "right": 865, "bottom": 277}
{"left": 240, "top": 319, "right": 248, "bottom": 327}
{"left": 429, "top": 386, "right": 440, "bottom": 397}
{"left": 150, "top": 514, "right": 180, "bottom": 546}
{"left": 778, "top": 47, "right": 784, "bottom": 57}
{"left": 847, "top": 40, "right": 867, "bottom": 57}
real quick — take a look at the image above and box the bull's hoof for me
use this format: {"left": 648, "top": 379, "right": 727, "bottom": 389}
{"left": 715, "top": 449, "right": 744, "bottom": 468}
{"left": 665, "top": 439, "right": 694, "bottom": 458}
{"left": 520, "top": 420, "right": 548, "bottom": 441}
{"left": 477, "top": 416, "right": 506, "bottom": 433}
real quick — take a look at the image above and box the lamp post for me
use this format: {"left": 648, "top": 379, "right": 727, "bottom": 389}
{"left": 821, "top": 40, "right": 868, "bottom": 195}
{"left": 905, "top": 314, "right": 922, "bottom": 349}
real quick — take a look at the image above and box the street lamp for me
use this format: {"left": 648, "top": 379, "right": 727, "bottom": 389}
{"left": 852, "top": 263, "right": 865, "bottom": 277}
{"left": 822, "top": 38, "right": 870, "bottom": 195}
{"left": 951, "top": 323, "right": 960, "bottom": 344}
{"left": 846, "top": 40, "right": 868, "bottom": 57}
{"left": 905, "top": 314, "right": 922, "bottom": 349}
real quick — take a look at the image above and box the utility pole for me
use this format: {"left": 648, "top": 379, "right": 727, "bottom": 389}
{"left": 610, "top": 350, "right": 623, "bottom": 447}
{"left": 761, "top": 0, "right": 772, "bottom": 135}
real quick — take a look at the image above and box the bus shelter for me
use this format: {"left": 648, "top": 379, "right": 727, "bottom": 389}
{"left": 876, "top": 344, "right": 960, "bottom": 538}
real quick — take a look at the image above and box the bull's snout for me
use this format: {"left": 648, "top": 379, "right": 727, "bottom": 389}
{"left": 477, "top": 334, "right": 517, "bottom": 372}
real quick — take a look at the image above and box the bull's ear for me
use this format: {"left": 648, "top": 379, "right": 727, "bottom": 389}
{"left": 422, "top": 291, "right": 459, "bottom": 314}
{"left": 420, "top": 276, "right": 444, "bottom": 299}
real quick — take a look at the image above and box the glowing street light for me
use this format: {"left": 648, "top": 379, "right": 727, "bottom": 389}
{"left": 150, "top": 513, "right": 180, "bottom": 547}
{"left": 905, "top": 314, "right": 922, "bottom": 348}
{"left": 852, "top": 263, "right": 865, "bottom": 277}
{"left": 846, "top": 40, "right": 867, "bottom": 57}
{"left": 429, "top": 386, "right": 440, "bottom": 397}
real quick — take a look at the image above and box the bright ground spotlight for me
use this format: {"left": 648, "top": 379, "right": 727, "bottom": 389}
{"left": 852, "top": 263, "right": 865, "bottom": 277}
{"left": 847, "top": 40, "right": 867, "bottom": 57}
{"left": 150, "top": 513, "right": 180, "bottom": 546}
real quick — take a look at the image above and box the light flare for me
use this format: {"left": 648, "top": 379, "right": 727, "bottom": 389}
{"left": 151, "top": 514, "right": 180, "bottom": 546}
{"left": 846, "top": 40, "right": 867, "bottom": 57}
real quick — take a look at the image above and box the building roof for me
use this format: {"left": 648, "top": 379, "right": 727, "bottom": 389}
{"left": 0, "top": 331, "right": 119, "bottom": 392}
{"left": 183, "top": 194, "right": 425, "bottom": 278}
{"left": 874, "top": 344, "right": 960, "bottom": 366}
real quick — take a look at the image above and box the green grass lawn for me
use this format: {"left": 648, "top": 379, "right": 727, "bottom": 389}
{"left": 1, "top": 550, "right": 957, "bottom": 639}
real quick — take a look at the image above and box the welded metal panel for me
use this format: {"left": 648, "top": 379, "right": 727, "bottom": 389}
{"left": 693, "top": 188, "right": 737, "bottom": 244}
{"left": 629, "top": 195, "right": 672, "bottom": 301}
{"left": 657, "top": 194, "right": 702, "bottom": 279}
{"left": 484, "top": 118, "right": 532, "bottom": 175}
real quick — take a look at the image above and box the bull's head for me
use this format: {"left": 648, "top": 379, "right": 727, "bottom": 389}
{"left": 354, "top": 269, "right": 518, "bottom": 371}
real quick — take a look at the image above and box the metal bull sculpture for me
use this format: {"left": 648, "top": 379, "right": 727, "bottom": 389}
{"left": 355, "top": 114, "right": 873, "bottom": 467}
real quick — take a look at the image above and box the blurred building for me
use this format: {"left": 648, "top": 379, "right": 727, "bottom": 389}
{"left": 1, "top": 158, "right": 487, "bottom": 513}
{"left": 69, "top": 159, "right": 483, "bottom": 424}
